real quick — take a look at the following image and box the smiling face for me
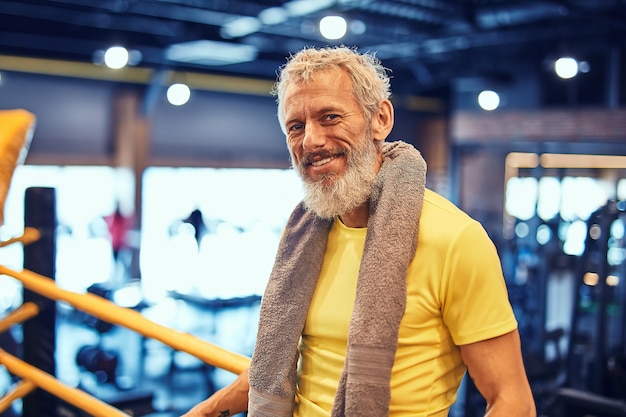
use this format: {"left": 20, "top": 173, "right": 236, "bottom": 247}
{"left": 282, "top": 66, "right": 385, "bottom": 218}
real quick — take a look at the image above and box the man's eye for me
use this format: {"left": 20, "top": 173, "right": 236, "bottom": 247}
{"left": 324, "top": 114, "right": 339, "bottom": 121}
{"left": 289, "top": 124, "right": 304, "bottom": 132}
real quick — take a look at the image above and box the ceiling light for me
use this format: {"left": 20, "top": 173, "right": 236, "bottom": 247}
{"left": 166, "top": 40, "right": 258, "bottom": 66}
{"left": 167, "top": 83, "right": 191, "bottom": 106}
{"left": 259, "top": 7, "right": 288, "bottom": 25}
{"left": 350, "top": 20, "right": 366, "bottom": 35}
{"left": 319, "top": 15, "right": 347, "bottom": 40}
{"left": 285, "top": 0, "right": 334, "bottom": 17}
{"left": 221, "top": 16, "right": 262, "bottom": 38}
{"left": 555, "top": 57, "right": 578, "bottom": 79}
{"left": 104, "top": 46, "right": 129, "bottom": 69}
{"left": 478, "top": 90, "right": 500, "bottom": 111}
{"left": 128, "top": 50, "right": 143, "bottom": 66}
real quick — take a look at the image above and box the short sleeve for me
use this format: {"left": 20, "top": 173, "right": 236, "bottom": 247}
{"left": 441, "top": 220, "right": 518, "bottom": 346}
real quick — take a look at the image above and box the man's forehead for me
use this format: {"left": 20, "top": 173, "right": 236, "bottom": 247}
{"left": 283, "top": 86, "right": 355, "bottom": 110}
{"left": 285, "top": 74, "right": 352, "bottom": 98}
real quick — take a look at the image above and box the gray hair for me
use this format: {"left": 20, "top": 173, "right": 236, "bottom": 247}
{"left": 272, "top": 46, "right": 392, "bottom": 133}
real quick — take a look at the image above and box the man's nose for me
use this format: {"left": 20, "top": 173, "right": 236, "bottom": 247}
{"left": 302, "top": 124, "right": 326, "bottom": 151}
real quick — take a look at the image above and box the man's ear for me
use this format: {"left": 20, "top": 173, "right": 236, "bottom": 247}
{"left": 370, "top": 99, "right": 394, "bottom": 142}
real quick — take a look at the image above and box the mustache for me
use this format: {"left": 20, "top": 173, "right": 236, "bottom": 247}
{"left": 300, "top": 148, "right": 347, "bottom": 165}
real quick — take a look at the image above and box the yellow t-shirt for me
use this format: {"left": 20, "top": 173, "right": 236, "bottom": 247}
{"left": 294, "top": 189, "right": 518, "bottom": 417}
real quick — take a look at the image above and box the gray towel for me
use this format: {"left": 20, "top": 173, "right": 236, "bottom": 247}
{"left": 249, "top": 141, "right": 427, "bottom": 417}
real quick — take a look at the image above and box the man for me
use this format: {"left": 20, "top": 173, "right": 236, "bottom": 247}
{"left": 183, "top": 46, "right": 535, "bottom": 417}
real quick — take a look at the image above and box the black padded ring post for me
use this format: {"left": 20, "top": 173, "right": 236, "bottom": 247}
{"left": 22, "top": 186, "right": 58, "bottom": 417}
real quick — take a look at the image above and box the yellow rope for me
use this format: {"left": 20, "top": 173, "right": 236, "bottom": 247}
{"left": 0, "top": 265, "right": 251, "bottom": 375}
{"left": 0, "top": 349, "right": 130, "bottom": 417}
{"left": 0, "top": 302, "right": 39, "bottom": 334}
{"left": 0, "top": 379, "right": 36, "bottom": 413}
{"left": 0, "top": 227, "right": 41, "bottom": 248}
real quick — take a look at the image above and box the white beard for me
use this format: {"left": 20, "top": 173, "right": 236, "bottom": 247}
{"left": 294, "top": 137, "right": 380, "bottom": 219}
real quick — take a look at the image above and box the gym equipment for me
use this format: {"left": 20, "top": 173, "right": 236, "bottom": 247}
{"left": 547, "top": 200, "right": 626, "bottom": 417}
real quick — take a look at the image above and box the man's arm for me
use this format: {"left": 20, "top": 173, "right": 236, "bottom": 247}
{"left": 181, "top": 368, "right": 250, "bottom": 417}
{"left": 459, "top": 329, "right": 536, "bottom": 417}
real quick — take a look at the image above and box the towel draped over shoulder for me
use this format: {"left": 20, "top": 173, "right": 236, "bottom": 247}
{"left": 248, "top": 141, "right": 427, "bottom": 417}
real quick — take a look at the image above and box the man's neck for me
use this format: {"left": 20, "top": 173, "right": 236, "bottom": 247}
{"left": 338, "top": 202, "right": 370, "bottom": 228}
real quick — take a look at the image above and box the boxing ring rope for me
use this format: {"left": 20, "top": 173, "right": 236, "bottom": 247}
{"left": 0, "top": 265, "right": 251, "bottom": 374}
{"left": 0, "top": 227, "right": 40, "bottom": 248}
{"left": 0, "top": 378, "right": 36, "bottom": 414}
{"left": 0, "top": 235, "right": 251, "bottom": 416}
{"left": 0, "top": 349, "right": 128, "bottom": 417}
{"left": 0, "top": 302, "right": 39, "bottom": 334}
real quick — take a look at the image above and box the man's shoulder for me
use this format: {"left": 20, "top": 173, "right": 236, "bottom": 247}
{"left": 419, "top": 189, "right": 488, "bottom": 246}
{"left": 423, "top": 188, "right": 469, "bottom": 220}
{"left": 420, "top": 188, "right": 484, "bottom": 239}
